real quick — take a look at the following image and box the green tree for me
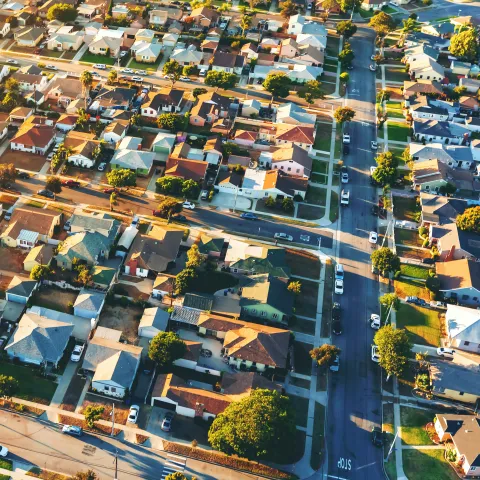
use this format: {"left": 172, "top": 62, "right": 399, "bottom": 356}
{"left": 369, "top": 12, "right": 395, "bottom": 36}
{"left": 379, "top": 293, "right": 400, "bottom": 312}
{"left": 182, "top": 65, "right": 197, "bottom": 76}
{"left": 76, "top": 265, "right": 93, "bottom": 286}
{"left": 450, "top": 29, "right": 479, "bottom": 61}
{"left": 156, "top": 197, "right": 183, "bottom": 219}
{"left": 320, "top": 0, "right": 339, "bottom": 18}
{"left": 456, "top": 206, "right": 480, "bottom": 233}
{"left": 186, "top": 244, "right": 205, "bottom": 268}
{"left": 338, "top": 0, "right": 361, "bottom": 12}
{"left": 239, "top": 14, "right": 252, "bottom": 36}
{"left": 298, "top": 80, "right": 325, "bottom": 104}
{"left": 109, "top": 191, "right": 118, "bottom": 212}
{"left": 204, "top": 71, "right": 238, "bottom": 89}
{"left": 0, "top": 163, "right": 16, "bottom": 187}
{"left": 371, "top": 247, "right": 400, "bottom": 275}
{"left": 337, "top": 20, "right": 357, "bottom": 38}
{"left": 287, "top": 280, "right": 301, "bottom": 294}
{"left": 402, "top": 18, "right": 419, "bottom": 34}
{"left": 157, "top": 113, "right": 184, "bottom": 132}
{"left": 30, "top": 264, "right": 53, "bottom": 281}
{"left": 47, "top": 3, "right": 77, "bottom": 21}
{"left": 148, "top": 331, "right": 187, "bottom": 368}
{"left": 5, "top": 78, "right": 19, "bottom": 94}
{"left": 217, "top": 2, "right": 230, "bottom": 13}
{"left": 373, "top": 151, "right": 398, "bottom": 186}
{"left": 45, "top": 175, "right": 62, "bottom": 200}
{"left": 208, "top": 389, "right": 296, "bottom": 461}
{"left": 0, "top": 375, "right": 19, "bottom": 398}
{"left": 156, "top": 175, "right": 184, "bottom": 195}
{"left": 107, "top": 69, "right": 117, "bottom": 85}
{"left": 422, "top": 0, "right": 432, "bottom": 5}
{"left": 282, "top": 197, "right": 294, "bottom": 212}
{"left": 374, "top": 325, "right": 411, "bottom": 378}
{"left": 334, "top": 106, "right": 355, "bottom": 124}
{"left": 338, "top": 41, "right": 355, "bottom": 65}
{"left": 222, "top": 142, "right": 243, "bottom": 156}
{"left": 280, "top": 0, "right": 297, "bottom": 18}
{"left": 175, "top": 267, "right": 197, "bottom": 294}
{"left": 263, "top": 73, "right": 292, "bottom": 99}
{"left": 265, "top": 195, "right": 276, "bottom": 208}
{"left": 438, "top": 182, "right": 456, "bottom": 196}
{"left": 106, "top": 169, "right": 136, "bottom": 189}
{"left": 193, "top": 87, "right": 208, "bottom": 98}
{"left": 84, "top": 404, "right": 104, "bottom": 428}
{"left": 339, "top": 72, "right": 349, "bottom": 83}
{"left": 72, "top": 471, "right": 98, "bottom": 480}
{"left": 310, "top": 344, "right": 341, "bottom": 369}
{"left": 182, "top": 179, "right": 200, "bottom": 199}
{"left": 163, "top": 60, "right": 183, "bottom": 85}
{"left": 80, "top": 71, "right": 93, "bottom": 110}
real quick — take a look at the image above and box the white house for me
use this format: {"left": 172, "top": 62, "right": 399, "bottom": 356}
{"left": 162, "top": 33, "right": 179, "bottom": 47}
{"left": 138, "top": 307, "right": 169, "bottom": 338}
{"left": 102, "top": 120, "right": 129, "bottom": 144}
{"left": 276, "top": 103, "right": 316, "bottom": 126}
{"left": 287, "top": 14, "right": 305, "bottom": 35}
{"left": 89, "top": 33, "right": 122, "bottom": 57}
{"left": 170, "top": 45, "right": 203, "bottom": 65}
{"left": 445, "top": 304, "right": 480, "bottom": 352}
{"left": 0, "top": 22, "right": 11, "bottom": 38}
{"left": 409, "top": 57, "right": 445, "bottom": 82}
{"left": 259, "top": 144, "right": 313, "bottom": 177}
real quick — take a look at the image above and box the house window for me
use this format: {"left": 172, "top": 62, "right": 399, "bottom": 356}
{"left": 473, "top": 297, "right": 478, "bottom": 301}
{"left": 459, "top": 392, "right": 464, "bottom": 396}
{"left": 472, "top": 467, "right": 477, "bottom": 472}
{"left": 104, "top": 386, "right": 110, "bottom": 391}
{"left": 272, "top": 313, "right": 278, "bottom": 319}
{"left": 251, "top": 309, "right": 257, "bottom": 314}
{"left": 287, "top": 167, "right": 291, "bottom": 171}
{"left": 464, "top": 341, "right": 470, "bottom": 346}
{"left": 111, "top": 387, "right": 117, "bottom": 393}
{"left": 296, "top": 169, "right": 300, "bottom": 173}
{"left": 260, "top": 311, "right": 267, "bottom": 317}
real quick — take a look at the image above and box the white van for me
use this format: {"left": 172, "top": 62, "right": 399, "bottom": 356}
{"left": 335, "top": 264, "right": 344, "bottom": 280}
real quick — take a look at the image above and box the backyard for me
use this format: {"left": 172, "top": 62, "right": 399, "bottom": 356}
{"left": 394, "top": 278, "right": 428, "bottom": 300}
{"left": 189, "top": 270, "right": 238, "bottom": 294}
{"left": 400, "top": 406, "right": 435, "bottom": 445}
{"left": 98, "top": 304, "right": 143, "bottom": 344}
{"left": 393, "top": 196, "right": 420, "bottom": 222}
{"left": 396, "top": 304, "right": 442, "bottom": 347}
{"left": 31, "top": 287, "right": 78, "bottom": 314}
{"left": 395, "top": 228, "right": 423, "bottom": 247}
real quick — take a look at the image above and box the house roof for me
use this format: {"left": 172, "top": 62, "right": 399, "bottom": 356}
{"left": 263, "top": 170, "right": 308, "bottom": 195}
{"left": 91, "top": 266, "right": 116, "bottom": 286}
{"left": 12, "top": 72, "right": 45, "bottom": 85}
{"left": 203, "top": 136, "right": 222, "bottom": 153}
{"left": 413, "top": 158, "right": 446, "bottom": 185}
{"left": 152, "top": 132, "right": 176, "bottom": 150}
{"left": 11, "top": 118, "right": 54, "bottom": 148}
{"left": 445, "top": 304, "right": 480, "bottom": 344}
{"left": 6, "top": 312, "right": 73, "bottom": 363}
{"left": 95, "top": 86, "right": 136, "bottom": 108}
{"left": 6, "top": 276, "right": 37, "bottom": 298}
{"left": 430, "top": 361, "right": 480, "bottom": 397}
{"left": 56, "top": 231, "right": 114, "bottom": 264}
{"left": 153, "top": 273, "right": 175, "bottom": 292}
{"left": 190, "top": 6, "right": 218, "bottom": 20}
{"left": 275, "top": 124, "right": 315, "bottom": 144}
{"left": 403, "top": 80, "right": 443, "bottom": 96}
{"left": 197, "top": 234, "right": 224, "bottom": 254}
{"left": 276, "top": 102, "right": 316, "bottom": 125}
{"left": 437, "top": 259, "right": 480, "bottom": 292}
{"left": 197, "top": 313, "right": 245, "bottom": 332}
{"left": 235, "top": 129, "right": 256, "bottom": 141}
{"left": 145, "top": 87, "right": 184, "bottom": 110}
{"left": 420, "top": 192, "right": 467, "bottom": 224}
{"left": 70, "top": 212, "right": 118, "bottom": 234}
{"left": 271, "top": 144, "right": 313, "bottom": 174}
{"left": 165, "top": 158, "right": 208, "bottom": 182}
{"left": 139, "top": 307, "right": 169, "bottom": 331}
{"left": 111, "top": 149, "right": 155, "bottom": 171}
{"left": 125, "top": 225, "right": 183, "bottom": 273}
{"left": 64, "top": 131, "right": 99, "bottom": 159}
{"left": 217, "top": 170, "right": 242, "bottom": 187}
{"left": 212, "top": 52, "right": 245, "bottom": 69}
{"left": 16, "top": 26, "right": 45, "bottom": 41}
{"left": 190, "top": 91, "right": 232, "bottom": 121}
{"left": 57, "top": 114, "right": 79, "bottom": 126}
{"left": 24, "top": 244, "right": 55, "bottom": 266}
{"left": 74, "top": 289, "right": 105, "bottom": 313}
{"left": 103, "top": 120, "right": 129, "bottom": 136}
{"left": 183, "top": 293, "right": 214, "bottom": 311}
{"left": 436, "top": 414, "right": 480, "bottom": 468}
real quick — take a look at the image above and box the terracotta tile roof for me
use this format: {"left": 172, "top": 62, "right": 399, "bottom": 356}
{"left": 57, "top": 114, "right": 79, "bottom": 126}
{"left": 165, "top": 157, "right": 208, "bottom": 182}
{"left": 221, "top": 372, "right": 281, "bottom": 400}
{"left": 11, "top": 119, "right": 54, "bottom": 148}
{"left": 262, "top": 170, "right": 308, "bottom": 194}
{"left": 197, "top": 313, "right": 245, "bottom": 332}
{"left": 275, "top": 124, "right": 315, "bottom": 144}
{"left": 234, "top": 129, "right": 257, "bottom": 141}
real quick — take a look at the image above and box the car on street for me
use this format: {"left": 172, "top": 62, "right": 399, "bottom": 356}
{"left": 422, "top": 258, "right": 435, "bottom": 264}
{"left": 240, "top": 212, "right": 258, "bottom": 220}
{"left": 93, "top": 64, "right": 107, "bottom": 69}
{"left": 347, "top": 65, "right": 353, "bottom": 70}
{"left": 183, "top": 201, "right": 195, "bottom": 209}
{"left": 46, "top": 65, "right": 58, "bottom": 70}
{"left": 0, "top": 445, "right": 8, "bottom": 457}
{"left": 274, "top": 232, "right": 293, "bottom": 242}
{"left": 70, "top": 344, "right": 84, "bottom": 362}
{"left": 371, "top": 345, "right": 380, "bottom": 363}
{"left": 103, "top": 187, "right": 117, "bottom": 194}
{"left": 342, "top": 133, "right": 350, "bottom": 144}
{"left": 332, "top": 319, "right": 342, "bottom": 335}
{"left": 371, "top": 205, "right": 379, "bottom": 216}
{"left": 62, "top": 179, "right": 80, "bottom": 188}
{"left": 334, "top": 279, "right": 344, "bottom": 295}
{"left": 370, "top": 314, "right": 380, "bottom": 330}
{"left": 341, "top": 171, "right": 349, "bottom": 183}
{"left": 131, "top": 216, "right": 139, "bottom": 227}
{"left": 369, "top": 231, "right": 378, "bottom": 244}
{"left": 62, "top": 425, "right": 83, "bottom": 436}
{"left": 405, "top": 296, "right": 419, "bottom": 304}
{"left": 161, "top": 412, "right": 174, "bottom": 432}
{"left": 332, "top": 302, "right": 341, "bottom": 320}
{"left": 370, "top": 54, "right": 377, "bottom": 60}
{"left": 164, "top": 74, "right": 174, "bottom": 80}
{"left": 343, "top": 145, "right": 350, "bottom": 155}
{"left": 98, "top": 162, "right": 106, "bottom": 171}
{"left": 371, "top": 427, "right": 383, "bottom": 447}
{"left": 437, "top": 347, "right": 455, "bottom": 358}
{"left": 430, "top": 301, "right": 447, "bottom": 309}
{"left": 172, "top": 214, "right": 187, "bottom": 222}
{"left": 37, "top": 189, "right": 54, "bottom": 198}
{"left": 135, "top": 70, "right": 147, "bottom": 76}
{"left": 6, "top": 59, "right": 18, "bottom": 65}
{"left": 369, "top": 64, "right": 377, "bottom": 72}
{"left": 120, "top": 50, "right": 128, "bottom": 57}
{"left": 340, "top": 190, "right": 350, "bottom": 206}
{"left": 330, "top": 355, "right": 340, "bottom": 372}
{"left": 371, "top": 141, "right": 378, "bottom": 150}
{"left": 131, "top": 76, "right": 143, "bottom": 82}
{"left": 16, "top": 170, "right": 30, "bottom": 179}
{"left": 180, "top": 76, "right": 191, "bottom": 82}
{"left": 128, "top": 405, "right": 140, "bottom": 424}
{"left": 121, "top": 68, "right": 134, "bottom": 74}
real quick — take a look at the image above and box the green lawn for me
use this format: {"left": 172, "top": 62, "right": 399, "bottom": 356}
{"left": 382, "top": 5, "right": 397, "bottom": 13}
{"left": 395, "top": 228, "right": 423, "bottom": 247}
{"left": 385, "top": 67, "right": 409, "bottom": 83}
{"left": 394, "top": 278, "right": 428, "bottom": 300}
{"left": 128, "top": 56, "right": 163, "bottom": 71}
{"left": 323, "top": 64, "right": 338, "bottom": 73}
{"left": 0, "top": 362, "right": 57, "bottom": 404}
{"left": 400, "top": 407, "right": 435, "bottom": 445}
{"left": 326, "top": 35, "right": 340, "bottom": 57}
{"left": 293, "top": 341, "right": 313, "bottom": 376}
{"left": 391, "top": 147, "right": 408, "bottom": 167}
{"left": 305, "top": 186, "right": 327, "bottom": 206}
{"left": 388, "top": 122, "right": 410, "bottom": 142}
{"left": 400, "top": 264, "right": 431, "bottom": 280}
{"left": 329, "top": 191, "right": 339, "bottom": 223}
{"left": 292, "top": 317, "right": 316, "bottom": 335}
{"left": 321, "top": 82, "right": 337, "bottom": 96}
{"left": 384, "top": 451, "right": 397, "bottom": 480}
{"left": 0, "top": 459, "right": 12, "bottom": 471}
{"left": 189, "top": 271, "right": 238, "bottom": 294}
{"left": 314, "top": 123, "right": 333, "bottom": 151}
{"left": 312, "top": 159, "right": 329, "bottom": 175}
{"left": 295, "top": 279, "right": 319, "bottom": 318}
{"left": 386, "top": 101, "right": 404, "bottom": 119}
{"left": 403, "top": 449, "right": 457, "bottom": 480}
{"left": 310, "top": 173, "right": 327, "bottom": 185}
{"left": 396, "top": 304, "right": 442, "bottom": 347}
{"left": 358, "top": 8, "right": 375, "bottom": 18}
{"left": 297, "top": 204, "right": 326, "bottom": 221}
{"left": 393, "top": 196, "right": 419, "bottom": 221}
{"left": 288, "top": 395, "right": 309, "bottom": 428}
{"left": 80, "top": 51, "right": 116, "bottom": 65}
{"left": 310, "top": 402, "right": 326, "bottom": 470}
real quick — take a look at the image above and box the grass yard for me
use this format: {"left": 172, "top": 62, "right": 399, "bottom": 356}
{"left": 310, "top": 173, "right": 327, "bottom": 184}
{"left": 128, "top": 57, "right": 163, "bottom": 71}
{"left": 32, "top": 287, "right": 78, "bottom": 314}
{"left": 295, "top": 279, "right": 319, "bottom": 318}
{"left": 0, "top": 362, "right": 57, "bottom": 404}
{"left": 329, "top": 191, "right": 339, "bottom": 223}
{"left": 384, "top": 451, "right": 397, "bottom": 480}
{"left": 400, "top": 406, "right": 435, "bottom": 445}
{"left": 80, "top": 52, "right": 116, "bottom": 65}
{"left": 288, "top": 395, "right": 309, "bottom": 428}
{"left": 403, "top": 449, "right": 457, "bottom": 480}
{"left": 388, "top": 122, "right": 410, "bottom": 142}
{"left": 312, "top": 159, "right": 329, "bottom": 175}
{"left": 323, "top": 64, "right": 338, "bottom": 73}
{"left": 314, "top": 123, "right": 333, "bottom": 151}
{"left": 385, "top": 67, "right": 409, "bottom": 83}
{"left": 285, "top": 248, "right": 321, "bottom": 279}
{"left": 396, "top": 304, "right": 442, "bottom": 347}
{"left": 395, "top": 228, "right": 423, "bottom": 247}
{"left": 393, "top": 196, "right": 419, "bottom": 222}
{"left": 391, "top": 147, "right": 408, "bottom": 167}
{"left": 305, "top": 186, "right": 327, "bottom": 206}
{"left": 321, "top": 260, "right": 334, "bottom": 337}
{"left": 297, "top": 204, "right": 325, "bottom": 220}
{"left": 321, "top": 82, "right": 336, "bottom": 96}
{"left": 293, "top": 341, "right": 313, "bottom": 376}
{"left": 359, "top": 8, "right": 374, "bottom": 18}
{"left": 189, "top": 271, "right": 238, "bottom": 294}
{"left": 0, "top": 459, "right": 12, "bottom": 471}
{"left": 326, "top": 35, "right": 340, "bottom": 57}
{"left": 394, "top": 278, "right": 428, "bottom": 301}
{"left": 292, "top": 317, "right": 316, "bottom": 335}
{"left": 383, "top": 403, "right": 394, "bottom": 435}
{"left": 386, "top": 101, "right": 404, "bottom": 119}
{"left": 400, "top": 264, "right": 431, "bottom": 280}
{"left": 310, "top": 402, "right": 326, "bottom": 470}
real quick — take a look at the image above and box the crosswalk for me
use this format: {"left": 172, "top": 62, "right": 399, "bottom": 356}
{"left": 161, "top": 454, "right": 187, "bottom": 479}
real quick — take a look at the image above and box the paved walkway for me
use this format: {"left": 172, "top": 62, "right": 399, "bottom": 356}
{"left": 72, "top": 42, "right": 89, "bottom": 62}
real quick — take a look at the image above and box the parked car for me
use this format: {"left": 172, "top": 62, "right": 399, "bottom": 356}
{"left": 332, "top": 319, "right": 342, "bottom": 335}
{"left": 369, "top": 231, "right": 378, "bottom": 244}
{"left": 37, "top": 189, "right": 54, "bottom": 198}
{"left": 120, "top": 50, "right": 128, "bottom": 57}
{"left": 405, "top": 296, "right": 419, "bottom": 304}
{"left": 371, "top": 345, "right": 380, "bottom": 363}
{"left": 62, "top": 425, "right": 83, "bottom": 436}
{"left": 332, "top": 302, "right": 341, "bottom": 320}
{"left": 429, "top": 301, "right": 447, "bottom": 309}
{"left": 6, "top": 59, "right": 18, "bottom": 65}
{"left": 70, "top": 344, "right": 84, "bottom": 362}
{"left": 121, "top": 68, "right": 134, "bottom": 74}
{"left": 334, "top": 279, "right": 344, "bottom": 295}
{"left": 16, "top": 170, "right": 30, "bottom": 179}
{"left": 369, "top": 64, "right": 377, "bottom": 71}
{"left": 46, "top": 65, "right": 58, "bottom": 70}
{"left": 183, "top": 201, "right": 195, "bottom": 210}
{"left": 437, "top": 347, "right": 455, "bottom": 358}
{"left": 47, "top": 152, "right": 54, "bottom": 161}
{"left": 343, "top": 134, "right": 350, "bottom": 144}
{"left": 103, "top": 187, "right": 117, "bottom": 194}
{"left": 128, "top": 405, "right": 140, "bottom": 424}
{"left": 240, "top": 212, "right": 258, "bottom": 220}
{"left": 62, "top": 179, "right": 80, "bottom": 188}
{"left": 135, "top": 70, "right": 147, "bottom": 76}
{"left": 131, "top": 216, "right": 139, "bottom": 227}
{"left": 371, "top": 427, "right": 383, "bottom": 447}
{"left": 93, "top": 64, "right": 107, "bottom": 69}
{"left": 98, "top": 162, "right": 106, "bottom": 171}
{"left": 274, "top": 232, "right": 293, "bottom": 242}
{"left": 64, "top": 220, "right": 71, "bottom": 231}
{"left": 0, "top": 445, "right": 8, "bottom": 457}
{"left": 172, "top": 214, "right": 187, "bottom": 222}
{"left": 330, "top": 355, "right": 340, "bottom": 372}
{"left": 161, "top": 412, "right": 174, "bottom": 432}
{"left": 343, "top": 145, "right": 350, "bottom": 155}
{"left": 131, "top": 76, "right": 143, "bottom": 82}
{"left": 370, "top": 314, "right": 380, "bottom": 330}
{"left": 371, "top": 141, "right": 378, "bottom": 150}
{"left": 341, "top": 171, "right": 349, "bottom": 184}
{"left": 422, "top": 258, "right": 435, "bottom": 265}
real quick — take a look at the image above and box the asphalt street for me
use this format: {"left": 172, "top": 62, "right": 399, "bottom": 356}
{"left": 325, "top": 27, "right": 384, "bottom": 480}
{"left": 413, "top": 0, "right": 480, "bottom": 22}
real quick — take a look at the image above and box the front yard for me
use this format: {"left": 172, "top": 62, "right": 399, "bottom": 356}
{"left": 288, "top": 394, "right": 309, "bottom": 428}
{"left": 388, "top": 122, "right": 410, "bottom": 142}
{"left": 384, "top": 67, "right": 409, "bottom": 83}
{"left": 400, "top": 406, "right": 435, "bottom": 445}
{"left": 395, "top": 228, "right": 423, "bottom": 247}
{"left": 394, "top": 278, "right": 428, "bottom": 301}
{"left": 295, "top": 279, "right": 319, "bottom": 318}
{"left": 293, "top": 341, "right": 313, "bottom": 376}
{"left": 310, "top": 402, "right": 326, "bottom": 470}
{"left": 314, "top": 123, "right": 333, "bottom": 151}
{"left": 386, "top": 101, "right": 404, "bottom": 119}
{"left": 396, "top": 304, "right": 442, "bottom": 347}
{"left": 403, "top": 449, "right": 457, "bottom": 480}
{"left": 297, "top": 204, "right": 325, "bottom": 220}
{"left": 0, "top": 150, "right": 47, "bottom": 172}
{"left": 400, "top": 264, "right": 431, "bottom": 280}
{"left": 285, "top": 249, "right": 321, "bottom": 279}
{"left": 305, "top": 186, "right": 327, "bottom": 206}
{"left": 80, "top": 52, "right": 116, "bottom": 65}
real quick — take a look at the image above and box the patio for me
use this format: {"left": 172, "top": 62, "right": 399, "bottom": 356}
{"left": 177, "top": 328, "right": 230, "bottom": 373}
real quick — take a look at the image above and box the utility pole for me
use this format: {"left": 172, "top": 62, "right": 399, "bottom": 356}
{"left": 113, "top": 448, "right": 118, "bottom": 480}
{"left": 111, "top": 402, "right": 115, "bottom": 436}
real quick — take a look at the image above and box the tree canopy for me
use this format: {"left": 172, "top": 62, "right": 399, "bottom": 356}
{"left": 45, "top": 176, "right": 62, "bottom": 199}
{"left": 204, "top": 71, "right": 238, "bottom": 89}
{"left": 373, "top": 151, "right": 398, "bottom": 186}
{"left": 310, "top": 344, "right": 341, "bottom": 369}
{"left": 0, "top": 375, "right": 19, "bottom": 398}
{"left": 338, "top": 41, "right": 355, "bottom": 65}
{"left": 83, "top": 404, "right": 104, "bottom": 428}
{"left": 379, "top": 293, "right": 400, "bottom": 312}
{"left": 298, "top": 80, "right": 325, "bottom": 104}
{"left": 371, "top": 247, "right": 400, "bottom": 275}
{"left": 208, "top": 389, "right": 296, "bottom": 461}
{"left": 0, "top": 163, "right": 16, "bottom": 187}
{"left": 449, "top": 29, "right": 479, "bottom": 61}
{"left": 175, "top": 267, "right": 197, "bottom": 295}
{"left": 30, "top": 264, "right": 53, "bottom": 281}
{"left": 163, "top": 60, "right": 183, "bottom": 85}
{"left": 337, "top": 20, "right": 357, "bottom": 38}
{"left": 106, "top": 169, "right": 136, "bottom": 188}
{"left": 280, "top": 0, "right": 297, "bottom": 18}
{"left": 156, "top": 197, "right": 183, "bottom": 219}
{"left": 456, "top": 206, "right": 480, "bottom": 233}
{"left": 186, "top": 244, "right": 205, "bottom": 268}
{"left": 369, "top": 12, "right": 396, "bottom": 35}
{"left": 334, "top": 106, "right": 355, "bottom": 124}
{"left": 157, "top": 113, "right": 185, "bottom": 132}
{"left": 374, "top": 325, "right": 411, "bottom": 378}
{"left": 263, "top": 73, "right": 292, "bottom": 99}
{"left": 47, "top": 3, "right": 77, "bottom": 21}
{"left": 148, "top": 331, "right": 187, "bottom": 368}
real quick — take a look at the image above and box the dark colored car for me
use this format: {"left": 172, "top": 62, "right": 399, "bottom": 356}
{"left": 241, "top": 213, "right": 258, "bottom": 220}
{"left": 332, "top": 302, "right": 341, "bottom": 320}
{"left": 332, "top": 319, "right": 342, "bottom": 335}
{"left": 172, "top": 214, "right": 187, "bottom": 222}
{"left": 371, "top": 427, "right": 384, "bottom": 447}
{"left": 422, "top": 258, "right": 435, "bottom": 265}
{"left": 16, "top": 170, "right": 30, "bottom": 179}
{"left": 371, "top": 205, "right": 379, "bottom": 216}
{"left": 62, "top": 180, "right": 80, "bottom": 188}
{"left": 37, "top": 189, "right": 54, "bottom": 198}
{"left": 103, "top": 188, "right": 117, "bottom": 194}
{"left": 343, "top": 145, "right": 350, "bottom": 155}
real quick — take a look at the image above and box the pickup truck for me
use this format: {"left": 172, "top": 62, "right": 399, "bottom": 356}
{"left": 340, "top": 190, "right": 350, "bottom": 206}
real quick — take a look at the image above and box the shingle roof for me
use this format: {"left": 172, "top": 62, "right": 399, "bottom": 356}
{"left": 74, "top": 289, "right": 106, "bottom": 313}
{"left": 183, "top": 293, "right": 214, "bottom": 311}
{"left": 6, "top": 276, "right": 37, "bottom": 298}
{"left": 165, "top": 158, "right": 208, "bottom": 182}
{"left": 111, "top": 149, "right": 155, "bottom": 171}
{"left": 139, "top": 307, "right": 169, "bottom": 331}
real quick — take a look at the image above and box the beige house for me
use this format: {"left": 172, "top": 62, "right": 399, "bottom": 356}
{"left": 47, "top": 32, "right": 84, "bottom": 51}
{"left": 88, "top": 36, "right": 122, "bottom": 57}
{"left": 23, "top": 244, "right": 55, "bottom": 272}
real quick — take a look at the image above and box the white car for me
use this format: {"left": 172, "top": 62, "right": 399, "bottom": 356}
{"left": 370, "top": 166, "right": 377, "bottom": 175}
{"left": 120, "top": 51, "right": 128, "bottom": 57}
{"left": 369, "top": 231, "right": 378, "bottom": 244}
{"left": 93, "top": 64, "right": 107, "bottom": 69}
{"left": 0, "top": 445, "right": 8, "bottom": 457}
{"left": 370, "top": 314, "right": 380, "bottom": 330}
{"left": 131, "top": 76, "right": 143, "bottom": 82}
{"left": 47, "top": 152, "right": 54, "bottom": 161}
{"left": 70, "top": 344, "right": 84, "bottom": 362}
{"left": 343, "top": 133, "right": 351, "bottom": 144}
{"left": 274, "top": 232, "right": 293, "bottom": 242}
{"left": 128, "top": 405, "right": 140, "bottom": 424}
{"left": 6, "top": 59, "right": 18, "bottom": 65}
{"left": 121, "top": 68, "right": 133, "bottom": 74}
{"left": 371, "top": 345, "right": 380, "bottom": 363}
{"left": 334, "top": 279, "right": 344, "bottom": 295}
{"left": 370, "top": 54, "right": 376, "bottom": 60}
{"left": 341, "top": 172, "right": 349, "bottom": 184}
{"left": 183, "top": 201, "right": 195, "bottom": 209}
{"left": 98, "top": 162, "right": 106, "bottom": 171}
{"left": 135, "top": 70, "right": 147, "bottom": 76}
{"left": 180, "top": 76, "right": 191, "bottom": 82}
{"left": 437, "top": 347, "right": 455, "bottom": 358}
{"left": 371, "top": 141, "right": 378, "bottom": 150}
{"left": 330, "top": 355, "right": 339, "bottom": 372}
{"left": 430, "top": 301, "right": 447, "bottom": 309}
{"left": 369, "top": 64, "right": 376, "bottom": 71}
{"left": 46, "top": 64, "right": 58, "bottom": 70}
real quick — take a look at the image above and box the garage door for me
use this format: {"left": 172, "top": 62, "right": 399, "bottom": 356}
{"left": 153, "top": 399, "right": 176, "bottom": 410}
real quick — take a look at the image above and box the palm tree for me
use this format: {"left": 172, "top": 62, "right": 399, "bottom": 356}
{"left": 240, "top": 15, "right": 252, "bottom": 37}
{"left": 80, "top": 71, "right": 93, "bottom": 111}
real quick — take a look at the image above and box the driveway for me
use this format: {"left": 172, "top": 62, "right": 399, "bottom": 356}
{"left": 206, "top": 192, "right": 252, "bottom": 211}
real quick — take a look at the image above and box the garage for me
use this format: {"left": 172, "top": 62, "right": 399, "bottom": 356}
{"left": 152, "top": 399, "right": 176, "bottom": 410}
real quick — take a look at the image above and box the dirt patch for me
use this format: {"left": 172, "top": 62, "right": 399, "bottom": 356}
{"left": 58, "top": 413, "right": 121, "bottom": 436}
{"left": 0, "top": 150, "right": 47, "bottom": 172}
{"left": 295, "top": 280, "right": 319, "bottom": 318}
{"left": 32, "top": 286, "right": 78, "bottom": 314}
{"left": 0, "top": 247, "right": 28, "bottom": 273}
{"left": 0, "top": 274, "right": 13, "bottom": 298}
{"left": 0, "top": 193, "right": 18, "bottom": 210}
{"left": 80, "top": 394, "right": 130, "bottom": 425}
{"left": 65, "top": 166, "right": 106, "bottom": 183}
{"left": 285, "top": 249, "right": 321, "bottom": 279}
{"left": 113, "top": 283, "right": 150, "bottom": 301}
{"left": 98, "top": 304, "right": 143, "bottom": 344}
{"left": 0, "top": 399, "right": 45, "bottom": 417}
{"left": 136, "top": 433, "right": 149, "bottom": 444}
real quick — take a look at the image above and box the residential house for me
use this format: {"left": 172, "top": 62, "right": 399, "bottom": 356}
{"left": 196, "top": 234, "right": 224, "bottom": 258}
{"left": 404, "top": 32, "right": 450, "bottom": 51}
{"left": 5, "top": 276, "right": 37, "bottom": 305}
{"left": 211, "top": 52, "right": 245, "bottom": 75}
{"left": 102, "top": 120, "right": 129, "bottom": 144}
{"left": 88, "top": 34, "right": 122, "bottom": 57}
{"left": 82, "top": 327, "right": 142, "bottom": 398}
{"left": 420, "top": 22, "right": 454, "bottom": 38}
{"left": 73, "top": 289, "right": 106, "bottom": 320}
{"left": 240, "top": 42, "right": 257, "bottom": 59}
{"left": 233, "top": 130, "right": 256, "bottom": 147}
{"left": 189, "top": 91, "right": 232, "bottom": 127}
{"left": 141, "top": 88, "right": 184, "bottom": 117}
{"left": 0, "top": 206, "right": 61, "bottom": 249}
{"left": 276, "top": 103, "right": 316, "bottom": 126}
{"left": 251, "top": 13, "right": 283, "bottom": 32}
{"left": 434, "top": 414, "right": 480, "bottom": 477}
{"left": 110, "top": 149, "right": 155, "bottom": 175}
{"left": 14, "top": 26, "right": 45, "bottom": 47}
{"left": 64, "top": 131, "right": 100, "bottom": 168}
{"left": 360, "top": 0, "right": 385, "bottom": 10}
{"left": 56, "top": 114, "right": 79, "bottom": 132}
{"left": 285, "top": 14, "right": 308, "bottom": 35}
{"left": 409, "top": 56, "right": 445, "bottom": 82}
{"left": 407, "top": 96, "right": 450, "bottom": 122}
{"left": 11, "top": 71, "right": 48, "bottom": 92}
{"left": 413, "top": 119, "right": 469, "bottom": 145}
{"left": 249, "top": 63, "right": 323, "bottom": 84}
{"left": 149, "top": 7, "right": 183, "bottom": 26}
{"left": 240, "top": 99, "right": 261, "bottom": 118}
{"left": 429, "top": 361, "right": 480, "bottom": 404}
{"left": 451, "top": 60, "right": 472, "bottom": 76}
{"left": 203, "top": 136, "right": 223, "bottom": 164}
{"left": 131, "top": 40, "right": 162, "bottom": 63}
{"left": 403, "top": 44, "right": 440, "bottom": 64}
{"left": 91, "top": 266, "right": 117, "bottom": 289}
{"left": 437, "top": 259, "right": 480, "bottom": 307}
{"left": 152, "top": 274, "right": 175, "bottom": 299}
{"left": 188, "top": 7, "right": 219, "bottom": 29}
{"left": 23, "top": 244, "right": 55, "bottom": 273}
{"left": 293, "top": 45, "right": 325, "bottom": 67}
{"left": 111, "top": 3, "right": 129, "bottom": 17}
{"left": 9, "top": 107, "right": 33, "bottom": 124}
{"left": 412, "top": 159, "right": 449, "bottom": 192}
{"left": 138, "top": 307, "right": 169, "bottom": 338}
{"left": 0, "top": 22, "right": 10, "bottom": 38}
{"left": 47, "top": 32, "right": 84, "bottom": 51}
{"left": 5, "top": 312, "right": 73, "bottom": 366}
{"left": 152, "top": 132, "right": 176, "bottom": 155}
{"left": 279, "top": 38, "right": 299, "bottom": 60}
{"left": 459, "top": 78, "right": 480, "bottom": 94}
{"left": 410, "top": 143, "right": 474, "bottom": 170}
{"left": 90, "top": 86, "right": 136, "bottom": 113}
{"left": 259, "top": 144, "right": 313, "bottom": 177}
{"left": 164, "top": 158, "right": 208, "bottom": 182}
{"left": 403, "top": 80, "right": 443, "bottom": 99}
{"left": 274, "top": 124, "right": 315, "bottom": 150}
{"left": 124, "top": 225, "right": 183, "bottom": 277}
{"left": 10, "top": 118, "right": 55, "bottom": 155}
{"left": 163, "top": 33, "right": 179, "bottom": 47}
{"left": 444, "top": 304, "right": 480, "bottom": 353}
{"left": 240, "top": 273, "right": 294, "bottom": 323}
{"left": 170, "top": 45, "right": 203, "bottom": 66}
